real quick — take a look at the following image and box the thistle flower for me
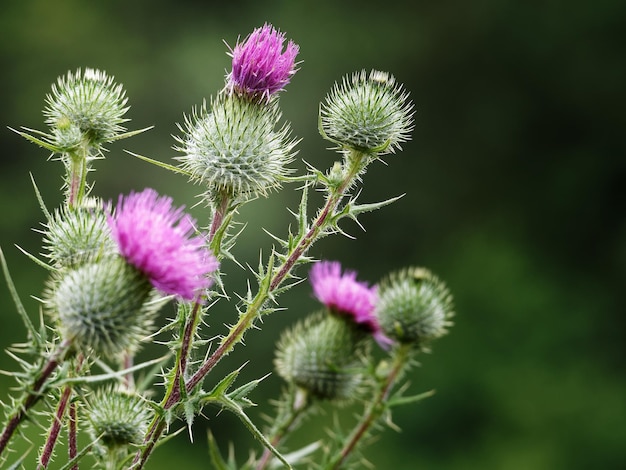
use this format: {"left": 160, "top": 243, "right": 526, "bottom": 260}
{"left": 52, "top": 256, "right": 163, "bottom": 357}
{"left": 106, "top": 188, "right": 218, "bottom": 301}
{"left": 42, "top": 200, "right": 117, "bottom": 269}
{"left": 87, "top": 387, "right": 151, "bottom": 450}
{"left": 227, "top": 23, "right": 299, "bottom": 101}
{"left": 376, "top": 267, "right": 454, "bottom": 349}
{"left": 275, "top": 313, "right": 366, "bottom": 401}
{"left": 320, "top": 70, "right": 414, "bottom": 155}
{"left": 310, "top": 261, "right": 390, "bottom": 346}
{"left": 44, "top": 68, "right": 129, "bottom": 150}
{"left": 175, "top": 96, "right": 297, "bottom": 200}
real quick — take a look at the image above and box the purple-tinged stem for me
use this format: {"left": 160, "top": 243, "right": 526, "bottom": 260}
{"left": 38, "top": 384, "right": 72, "bottom": 469}
{"left": 329, "top": 345, "right": 412, "bottom": 470}
{"left": 68, "top": 401, "right": 78, "bottom": 470}
{"left": 0, "top": 339, "right": 71, "bottom": 457}
{"left": 133, "top": 152, "right": 367, "bottom": 469}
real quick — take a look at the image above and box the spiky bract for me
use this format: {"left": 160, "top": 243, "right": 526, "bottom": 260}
{"left": 44, "top": 68, "right": 129, "bottom": 150}
{"left": 87, "top": 387, "right": 151, "bottom": 449}
{"left": 376, "top": 267, "right": 454, "bottom": 349}
{"left": 175, "top": 95, "right": 296, "bottom": 200}
{"left": 52, "top": 256, "right": 162, "bottom": 357}
{"left": 42, "top": 201, "right": 116, "bottom": 269}
{"left": 320, "top": 70, "right": 414, "bottom": 155}
{"left": 275, "top": 313, "right": 368, "bottom": 401}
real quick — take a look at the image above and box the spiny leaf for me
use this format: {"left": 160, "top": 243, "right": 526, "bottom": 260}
{"left": 213, "top": 395, "right": 292, "bottom": 469}
{"left": 387, "top": 389, "right": 435, "bottom": 408}
{"left": 226, "top": 373, "right": 270, "bottom": 408}
{"left": 56, "top": 355, "right": 169, "bottom": 386}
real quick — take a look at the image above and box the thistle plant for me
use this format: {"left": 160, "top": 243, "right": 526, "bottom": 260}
{"left": 0, "top": 23, "right": 454, "bottom": 470}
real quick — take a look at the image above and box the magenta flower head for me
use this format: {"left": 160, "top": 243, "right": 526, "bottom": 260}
{"left": 227, "top": 23, "right": 299, "bottom": 101}
{"left": 310, "top": 261, "right": 391, "bottom": 346}
{"left": 107, "top": 188, "right": 218, "bottom": 301}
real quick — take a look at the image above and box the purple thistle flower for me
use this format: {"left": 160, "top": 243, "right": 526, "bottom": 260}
{"left": 227, "top": 23, "right": 299, "bottom": 101}
{"left": 107, "top": 188, "right": 218, "bottom": 301}
{"left": 310, "top": 261, "right": 391, "bottom": 347}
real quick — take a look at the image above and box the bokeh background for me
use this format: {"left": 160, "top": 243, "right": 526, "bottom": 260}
{"left": 0, "top": 1, "right": 624, "bottom": 469}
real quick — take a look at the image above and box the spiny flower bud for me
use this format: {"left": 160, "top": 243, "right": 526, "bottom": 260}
{"left": 275, "top": 313, "right": 367, "bottom": 401}
{"left": 376, "top": 267, "right": 454, "bottom": 349}
{"left": 320, "top": 70, "right": 414, "bottom": 155}
{"left": 175, "top": 96, "right": 297, "bottom": 200}
{"left": 42, "top": 200, "right": 116, "bottom": 269}
{"left": 44, "top": 68, "right": 129, "bottom": 150}
{"left": 107, "top": 188, "right": 219, "bottom": 301}
{"left": 227, "top": 23, "right": 299, "bottom": 102}
{"left": 87, "top": 387, "right": 151, "bottom": 449}
{"left": 52, "top": 256, "right": 160, "bottom": 357}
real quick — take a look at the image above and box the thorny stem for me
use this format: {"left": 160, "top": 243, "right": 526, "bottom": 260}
{"left": 208, "top": 189, "right": 232, "bottom": 245}
{"left": 0, "top": 339, "right": 72, "bottom": 457}
{"left": 133, "top": 151, "right": 368, "bottom": 469}
{"left": 256, "top": 388, "right": 310, "bottom": 470}
{"left": 164, "top": 300, "right": 202, "bottom": 408}
{"left": 328, "top": 344, "right": 412, "bottom": 470}
{"left": 67, "top": 145, "right": 88, "bottom": 209}
{"left": 38, "top": 354, "right": 83, "bottom": 470}
{"left": 38, "top": 383, "right": 73, "bottom": 469}
{"left": 68, "top": 401, "right": 78, "bottom": 470}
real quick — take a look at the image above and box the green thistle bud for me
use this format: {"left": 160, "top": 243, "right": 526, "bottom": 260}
{"left": 52, "top": 120, "right": 83, "bottom": 152}
{"left": 320, "top": 70, "right": 414, "bottom": 155}
{"left": 44, "top": 68, "right": 129, "bottom": 150}
{"left": 87, "top": 387, "right": 151, "bottom": 449}
{"left": 42, "top": 200, "right": 117, "bottom": 269}
{"left": 175, "top": 94, "right": 297, "bottom": 201}
{"left": 376, "top": 267, "right": 454, "bottom": 349}
{"left": 274, "top": 313, "right": 368, "bottom": 401}
{"left": 51, "top": 256, "right": 163, "bottom": 357}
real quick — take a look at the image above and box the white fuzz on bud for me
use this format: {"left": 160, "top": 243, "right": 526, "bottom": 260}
{"left": 320, "top": 69, "right": 414, "bottom": 155}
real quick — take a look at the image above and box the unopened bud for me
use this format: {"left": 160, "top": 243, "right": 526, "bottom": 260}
{"left": 376, "top": 267, "right": 454, "bottom": 349}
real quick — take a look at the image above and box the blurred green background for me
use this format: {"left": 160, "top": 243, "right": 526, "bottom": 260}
{"left": 0, "top": 0, "right": 624, "bottom": 468}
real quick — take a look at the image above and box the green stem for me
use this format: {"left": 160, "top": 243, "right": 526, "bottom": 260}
{"left": 256, "top": 388, "right": 309, "bottom": 470}
{"left": 328, "top": 344, "right": 412, "bottom": 470}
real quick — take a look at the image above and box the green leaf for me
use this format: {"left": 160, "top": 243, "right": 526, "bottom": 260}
{"left": 387, "top": 389, "right": 435, "bottom": 408}
{"left": 226, "top": 373, "right": 270, "bottom": 408}
{"left": 55, "top": 435, "right": 100, "bottom": 470}
{"left": 214, "top": 396, "right": 292, "bottom": 470}
{"left": 0, "top": 247, "right": 39, "bottom": 345}
{"left": 124, "top": 150, "right": 191, "bottom": 176}
{"left": 207, "top": 431, "right": 235, "bottom": 470}
{"left": 56, "top": 355, "right": 169, "bottom": 386}
{"left": 207, "top": 367, "right": 242, "bottom": 398}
